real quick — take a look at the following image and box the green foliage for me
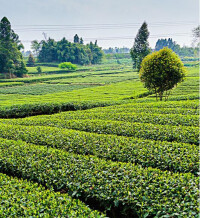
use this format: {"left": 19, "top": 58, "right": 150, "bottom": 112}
{"left": 87, "top": 41, "right": 104, "bottom": 64}
{"left": 0, "top": 65, "right": 198, "bottom": 118}
{"left": 130, "top": 22, "right": 151, "bottom": 71}
{"left": 80, "top": 37, "right": 84, "bottom": 44}
{"left": 0, "top": 138, "right": 198, "bottom": 217}
{"left": 0, "top": 101, "right": 118, "bottom": 118}
{"left": 0, "top": 55, "right": 198, "bottom": 218}
{"left": 0, "top": 123, "right": 198, "bottom": 174}
{"left": 0, "top": 17, "right": 27, "bottom": 78}
{"left": 155, "top": 38, "right": 180, "bottom": 52}
{"left": 31, "top": 40, "right": 41, "bottom": 56}
{"left": 139, "top": 47, "right": 186, "bottom": 101}
{"left": 74, "top": 34, "right": 79, "bottom": 43}
{"left": 91, "top": 103, "right": 199, "bottom": 115}
{"left": 14, "top": 61, "right": 27, "bottom": 77}
{"left": 105, "top": 53, "right": 131, "bottom": 59}
{"left": 155, "top": 38, "right": 199, "bottom": 57}
{"left": 58, "top": 62, "right": 77, "bottom": 70}
{"left": 0, "top": 173, "right": 104, "bottom": 217}
{"left": 36, "top": 66, "right": 42, "bottom": 73}
{"left": 0, "top": 83, "right": 96, "bottom": 95}
{"left": 44, "top": 110, "right": 199, "bottom": 126}
{"left": 27, "top": 53, "right": 35, "bottom": 67}
{"left": 0, "top": 81, "right": 24, "bottom": 87}
{"left": 38, "top": 37, "right": 104, "bottom": 65}
{"left": 0, "top": 78, "right": 148, "bottom": 118}
{"left": 5, "top": 115, "right": 198, "bottom": 144}
{"left": 103, "top": 47, "right": 130, "bottom": 54}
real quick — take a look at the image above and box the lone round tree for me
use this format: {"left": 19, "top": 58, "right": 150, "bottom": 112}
{"left": 139, "top": 47, "right": 186, "bottom": 101}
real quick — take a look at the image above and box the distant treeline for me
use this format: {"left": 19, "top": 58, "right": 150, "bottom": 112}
{"left": 103, "top": 47, "right": 130, "bottom": 54}
{"left": 105, "top": 53, "right": 131, "bottom": 59}
{"left": 103, "top": 39, "right": 199, "bottom": 58}
{"left": 32, "top": 36, "right": 104, "bottom": 65}
{"left": 154, "top": 38, "right": 199, "bottom": 57}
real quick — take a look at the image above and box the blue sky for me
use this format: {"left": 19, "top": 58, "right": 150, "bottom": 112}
{"left": 0, "top": 0, "right": 199, "bottom": 50}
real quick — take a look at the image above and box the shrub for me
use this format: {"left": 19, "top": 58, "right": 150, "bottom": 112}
{"left": 58, "top": 62, "right": 77, "bottom": 71}
{"left": 36, "top": 66, "right": 42, "bottom": 73}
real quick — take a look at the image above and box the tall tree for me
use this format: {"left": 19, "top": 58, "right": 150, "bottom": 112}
{"left": 74, "top": 34, "right": 79, "bottom": 43}
{"left": 31, "top": 40, "right": 41, "bottom": 57}
{"left": 38, "top": 38, "right": 58, "bottom": 62}
{"left": 0, "top": 17, "right": 23, "bottom": 48}
{"left": 27, "top": 53, "right": 35, "bottom": 67}
{"left": 0, "top": 17, "right": 27, "bottom": 78}
{"left": 130, "top": 22, "right": 151, "bottom": 71}
{"left": 192, "top": 25, "right": 200, "bottom": 46}
{"left": 80, "top": 37, "right": 84, "bottom": 44}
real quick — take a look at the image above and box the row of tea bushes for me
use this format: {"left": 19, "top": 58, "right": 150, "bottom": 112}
{"left": 96, "top": 99, "right": 199, "bottom": 110}
{"left": 0, "top": 124, "right": 197, "bottom": 174}
{"left": 0, "top": 82, "right": 24, "bottom": 87}
{"left": 48, "top": 110, "right": 199, "bottom": 127}
{"left": 0, "top": 138, "right": 198, "bottom": 217}
{"left": 89, "top": 106, "right": 199, "bottom": 115}
{"left": 0, "top": 173, "right": 104, "bottom": 217}
{"left": 0, "top": 101, "right": 119, "bottom": 118}
{"left": 3, "top": 117, "right": 198, "bottom": 145}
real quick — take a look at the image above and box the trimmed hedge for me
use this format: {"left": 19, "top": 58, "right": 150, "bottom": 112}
{"left": 0, "top": 124, "right": 198, "bottom": 174}
{"left": 3, "top": 117, "right": 198, "bottom": 145}
{"left": 0, "top": 82, "right": 24, "bottom": 87}
{"left": 44, "top": 110, "right": 199, "bottom": 127}
{"left": 89, "top": 105, "right": 199, "bottom": 115}
{"left": 100, "top": 99, "right": 199, "bottom": 110}
{"left": 0, "top": 173, "right": 104, "bottom": 217}
{"left": 0, "top": 138, "right": 198, "bottom": 217}
{"left": 0, "top": 101, "right": 119, "bottom": 118}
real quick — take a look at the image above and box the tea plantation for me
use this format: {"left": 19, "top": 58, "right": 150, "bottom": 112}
{"left": 0, "top": 61, "right": 199, "bottom": 217}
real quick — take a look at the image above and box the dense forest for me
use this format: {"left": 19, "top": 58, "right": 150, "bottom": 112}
{"left": 32, "top": 36, "right": 104, "bottom": 65}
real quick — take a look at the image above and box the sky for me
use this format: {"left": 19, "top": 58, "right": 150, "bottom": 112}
{"left": 0, "top": 0, "right": 199, "bottom": 50}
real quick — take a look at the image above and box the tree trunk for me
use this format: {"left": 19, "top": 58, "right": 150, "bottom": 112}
{"left": 159, "top": 93, "right": 163, "bottom": 101}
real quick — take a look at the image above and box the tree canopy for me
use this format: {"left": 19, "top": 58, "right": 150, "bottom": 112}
{"left": 36, "top": 35, "right": 103, "bottom": 65}
{"left": 0, "top": 17, "right": 27, "bottom": 78}
{"left": 130, "top": 22, "right": 151, "bottom": 71}
{"left": 139, "top": 47, "right": 186, "bottom": 101}
{"left": 31, "top": 40, "right": 41, "bottom": 57}
{"left": 155, "top": 38, "right": 180, "bottom": 52}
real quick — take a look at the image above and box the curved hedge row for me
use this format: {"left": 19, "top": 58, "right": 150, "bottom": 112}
{"left": 50, "top": 111, "right": 199, "bottom": 127}
{"left": 0, "top": 124, "right": 198, "bottom": 174}
{"left": 0, "top": 82, "right": 24, "bottom": 87}
{"left": 3, "top": 117, "right": 198, "bottom": 144}
{"left": 0, "top": 173, "right": 104, "bottom": 217}
{"left": 0, "top": 98, "right": 198, "bottom": 119}
{"left": 102, "top": 99, "right": 199, "bottom": 109}
{"left": 0, "top": 101, "right": 118, "bottom": 118}
{"left": 89, "top": 106, "right": 199, "bottom": 115}
{"left": 0, "top": 138, "right": 198, "bottom": 217}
